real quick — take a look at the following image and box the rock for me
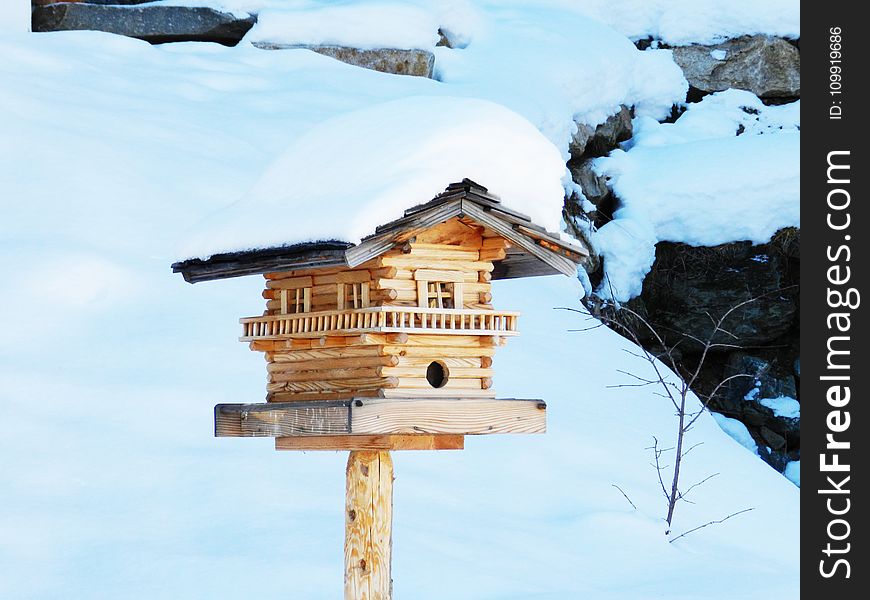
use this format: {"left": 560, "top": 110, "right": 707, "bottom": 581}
{"left": 569, "top": 105, "right": 632, "bottom": 159}
{"left": 714, "top": 354, "right": 800, "bottom": 454}
{"left": 568, "top": 161, "right": 612, "bottom": 210}
{"left": 636, "top": 237, "right": 798, "bottom": 349}
{"left": 32, "top": 0, "right": 155, "bottom": 5}
{"left": 31, "top": 4, "right": 256, "bottom": 46}
{"left": 757, "top": 445, "right": 791, "bottom": 472}
{"left": 726, "top": 355, "right": 798, "bottom": 401}
{"left": 672, "top": 35, "right": 800, "bottom": 99}
{"left": 253, "top": 44, "right": 435, "bottom": 78}
{"left": 760, "top": 426, "right": 786, "bottom": 450}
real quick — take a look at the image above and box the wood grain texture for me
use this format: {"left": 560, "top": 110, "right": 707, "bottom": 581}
{"left": 275, "top": 434, "right": 464, "bottom": 451}
{"left": 345, "top": 451, "right": 393, "bottom": 600}
{"left": 352, "top": 398, "right": 545, "bottom": 434}
{"left": 216, "top": 398, "right": 545, "bottom": 438}
{"left": 215, "top": 401, "right": 351, "bottom": 437}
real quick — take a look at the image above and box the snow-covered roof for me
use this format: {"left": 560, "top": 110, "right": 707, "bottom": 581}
{"left": 172, "top": 178, "right": 590, "bottom": 283}
{"left": 172, "top": 96, "right": 589, "bottom": 282}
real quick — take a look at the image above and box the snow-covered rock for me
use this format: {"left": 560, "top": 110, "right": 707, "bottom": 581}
{"left": 252, "top": 44, "right": 435, "bottom": 77}
{"left": 672, "top": 35, "right": 800, "bottom": 98}
{"left": 569, "top": 105, "right": 634, "bottom": 159}
{"left": 31, "top": 4, "right": 257, "bottom": 46}
{"left": 591, "top": 91, "right": 799, "bottom": 302}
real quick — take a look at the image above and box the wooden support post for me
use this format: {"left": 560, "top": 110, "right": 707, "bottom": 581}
{"left": 345, "top": 450, "right": 393, "bottom": 600}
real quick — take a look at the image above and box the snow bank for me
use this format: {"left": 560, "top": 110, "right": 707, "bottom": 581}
{"left": 163, "top": 0, "right": 800, "bottom": 46}
{"left": 759, "top": 396, "right": 801, "bottom": 419}
{"left": 784, "top": 460, "right": 801, "bottom": 487}
{"left": 178, "top": 96, "right": 567, "bottom": 260}
{"left": 1, "top": 0, "right": 30, "bottom": 33}
{"left": 561, "top": 0, "right": 800, "bottom": 45}
{"left": 210, "top": 0, "right": 688, "bottom": 151}
{"left": 250, "top": 2, "right": 440, "bottom": 50}
{"left": 593, "top": 91, "right": 800, "bottom": 301}
{"left": 712, "top": 413, "right": 758, "bottom": 455}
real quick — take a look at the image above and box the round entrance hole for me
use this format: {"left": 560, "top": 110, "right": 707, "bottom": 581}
{"left": 426, "top": 361, "right": 448, "bottom": 388}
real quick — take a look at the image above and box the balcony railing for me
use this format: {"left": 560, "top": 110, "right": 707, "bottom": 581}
{"left": 240, "top": 306, "right": 520, "bottom": 341}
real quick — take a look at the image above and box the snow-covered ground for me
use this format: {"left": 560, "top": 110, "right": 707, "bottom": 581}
{"left": 1, "top": 3, "right": 798, "bottom": 598}
{"left": 151, "top": 0, "right": 800, "bottom": 46}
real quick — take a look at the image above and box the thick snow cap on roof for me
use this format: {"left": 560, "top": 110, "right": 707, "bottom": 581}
{"left": 178, "top": 96, "right": 568, "bottom": 261}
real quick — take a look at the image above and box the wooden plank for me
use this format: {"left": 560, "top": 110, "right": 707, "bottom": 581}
{"left": 278, "top": 376, "right": 398, "bottom": 393}
{"left": 267, "top": 390, "right": 382, "bottom": 403}
{"left": 452, "top": 282, "right": 464, "bottom": 309}
{"left": 460, "top": 202, "right": 579, "bottom": 277}
{"left": 378, "top": 388, "right": 496, "bottom": 399}
{"left": 412, "top": 269, "right": 466, "bottom": 282}
{"left": 415, "top": 280, "right": 427, "bottom": 308}
{"left": 377, "top": 327, "right": 518, "bottom": 337}
{"left": 478, "top": 248, "right": 507, "bottom": 262}
{"left": 402, "top": 244, "right": 480, "bottom": 261}
{"left": 352, "top": 398, "right": 546, "bottom": 435}
{"left": 481, "top": 237, "right": 511, "bottom": 249}
{"left": 413, "top": 217, "right": 483, "bottom": 246}
{"left": 266, "top": 267, "right": 341, "bottom": 280}
{"left": 303, "top": 287, "right": 311, "bottom": 312}
{"left": 396, "top": 356, "right": 483, "bottom": 368}
{"left": 382, "top": 345, "right": 496, "bottom": 358}
{"left": 393, "top": 377, "right": 483, "bottom": 390}
{"left": 515, "top": 224, "right": 590, "bottom": 258}
{"left": 217, "top": 398, "right": 545, "bottom": 437}
{"left": 378, "top": 256, "right": 494, "bottom": 272}
{"left": 345, "top": 451, "right": 392, "bottom": 600}
{"left": 380, "top": 367, "right": 493, "bottom": 379}
{"left": 269, "top": 367, "right": 383, "bottom": 384}
{"left": 265, "top": 275, "right": 313, "bottom": 290}
{"left": 268, "top": 355, "right": 398, "bottom": 372}
{"left": 269, "top": 347, "right": 384, "bottom": 361}
{"left": 215, "top": 402, "right": 351, "bottom": 437}
{"left": 336, "top": 282, "right": 346, "bottom": 310}
{"left": 372, "top": 278, "right": 417, "bottom": 290}
{"left": 369, "top": 267, "right": 398, "bottom": 279}
{"left": 275, "top": 434, "right": 464, "bottom": 451}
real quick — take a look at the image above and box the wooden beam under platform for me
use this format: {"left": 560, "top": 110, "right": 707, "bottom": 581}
{"left": 215, "top": 397, "right": 546, "bottom": 448}
{"left": 276, "top": 434, "right": 465, "bottom": 451}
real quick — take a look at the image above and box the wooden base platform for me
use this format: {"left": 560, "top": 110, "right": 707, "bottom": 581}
{"left": 215, "top": 397, "right": 546, "bottom": 451}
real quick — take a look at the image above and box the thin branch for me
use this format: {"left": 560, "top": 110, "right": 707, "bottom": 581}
{"left": 681, "top": 441, "right": 705, "bottom": 458}
{"left": 612, "top": 484, "right": 637, "bottom": 510}
{"left": 668, "top": 508, "right": 755, "bottom": 543}
{"left": 679, "top": 472, "right": 720, "bottom": 500}
{"left": 650, "top": 437, "right": 670, "bottom": 501}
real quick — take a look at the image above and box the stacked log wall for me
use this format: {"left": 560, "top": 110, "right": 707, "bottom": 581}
{"left": 255, "top": 219, "right": 513, "bottom": 401}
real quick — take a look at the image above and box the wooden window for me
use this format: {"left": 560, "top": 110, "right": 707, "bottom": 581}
{"left": 338, "top": 282, "right": 370, "bottom": 309}
{"left": 414, "top": 270, "right": 465, "bottom": 309}
{"left": 279, "top": 287, "right": 312, "bottom": 314}
{"left": 420, "top": 282, "right": 456, "bottom": 309}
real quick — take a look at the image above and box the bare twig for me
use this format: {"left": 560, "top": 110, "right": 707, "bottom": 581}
{"left": 612, "top": 484, "right": 637, "bottom": 510}
{"left": 668, "top": 508, "right": 755, "bottom": 543}
{"left": 679, "top": 472, "right": 720, "bottom": 500}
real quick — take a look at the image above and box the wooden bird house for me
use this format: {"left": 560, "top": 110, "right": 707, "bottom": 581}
{"left": 172, "top": 179, "right": 590, "bottom": 597}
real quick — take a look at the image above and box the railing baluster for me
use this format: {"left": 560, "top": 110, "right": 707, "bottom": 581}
{"left": 243, "top": 309, "right": 518, "bottom": 338}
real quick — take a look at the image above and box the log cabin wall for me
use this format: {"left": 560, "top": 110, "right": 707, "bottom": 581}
{"left": 253, "top": 219, "right": 513, "bottom": 402}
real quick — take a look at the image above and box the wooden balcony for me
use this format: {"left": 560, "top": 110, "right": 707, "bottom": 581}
{"left": 240, "top": 306, "right": 520, "bottom": 341}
